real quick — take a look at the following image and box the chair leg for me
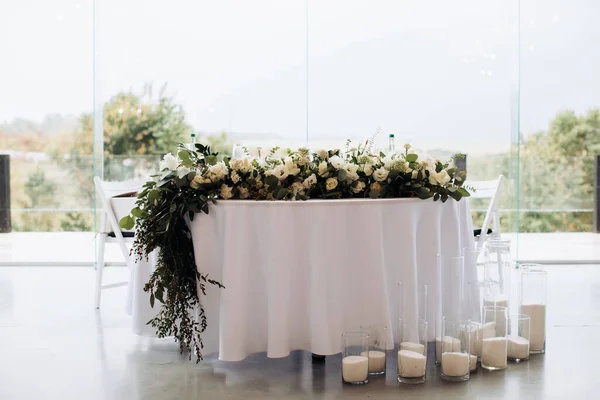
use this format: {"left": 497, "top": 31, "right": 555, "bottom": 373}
{"left": 95, "top": 234, "right": 106, "bottom": 309}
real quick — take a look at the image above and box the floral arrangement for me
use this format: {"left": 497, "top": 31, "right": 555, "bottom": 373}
{"left": 120, "top": 140, "right": 470, "bottom": 362}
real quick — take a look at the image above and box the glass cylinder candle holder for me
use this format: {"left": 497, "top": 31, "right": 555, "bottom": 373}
{"left": 463, "top": 246, "right": 489, "bottom": 286}
{"left": 520, "top": 265, "right": 547, "bottom": 354}
{"left": 342, "top": 332, "right": 370, "bottom": 385}
{"left": 508, "top": 314, "right": 530, "bottom": 362}
{"left": 440, "top": 317, "right": 471, "bottom": 382}
{"left": 483, "top": 240, "right": 511, "bottom": 323}
{"left": 481, "top": 306, "right": 508, "bottom": 370}
{"left": 359, "top": 325, "right": 387, "bottom": 375}
{"left": 465, "top": 321, "right": 480, "bottom": 372}
{"left": 397, "top": 318, "right": 428, "bottom": 384}
{"left": 437, "top": 255, "right": 464, "bottom": 365}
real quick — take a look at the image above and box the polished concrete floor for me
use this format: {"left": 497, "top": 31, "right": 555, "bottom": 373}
{"left": 0, "top": 265, "right": 599, "bottom": 399}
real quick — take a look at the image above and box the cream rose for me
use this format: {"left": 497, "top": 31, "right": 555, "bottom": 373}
{"left": 318, "top": 161, "right": 329, "bottom": 177}
{"left": 351, "top": 181, "right": 366, "bottom": 193}
{"left": 220, "top": 184, "right": 233, "bottom": 199}
{"left": 317, "top": 150, "right": 329, "bottom": 160}
{"left": 231, "top": 171, "right": 241, "bottom": 184}
{"left": 325, "top": 177, "right": 338, "bottom": 191}
{"left": 238, "top": 186, "right": 250, "bottom": 199}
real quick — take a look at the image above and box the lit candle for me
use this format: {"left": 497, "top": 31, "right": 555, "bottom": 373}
{"left": 441, "top": 352, "right": 470, "bottom": 377}
{"left": 521, "top": 304, "right": 546, "bottom": 352}
{"left": 507, "top": 335, "right": 530, "bottom": 360}
{"left": 342, "top": 355, "right": 369, "bottom": 383}
{"left": 360, "top": 350, "right": 386, "bottom": 373}
{"left": 398, "top": 350, "right": 426, "bottom": 378}
{"left": 436, "top": 336, "right": 461, "bottom": 362}
{"left": 482, "top": 337, "right": 507, "bottom": 368}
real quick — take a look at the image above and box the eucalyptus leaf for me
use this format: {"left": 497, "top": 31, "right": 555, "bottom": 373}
{"left": 337, "top": 169, "right": 347, "bottom": 181}
{"left": 149, "top": 293, "right": 155, "bottom": 308}
{"left": 265, "top": 175, "right": 279, "bottom": 189}
{"left": 369, "top": 189, "right": 380, "bottom": 199}
{"left": 406, "top": 154, "right": 418, "bottom": 163}
{"left": 119, "top": 215, "right": 135, "bottom": 230}
{"left": 204, "top": 155, "right": 218, "bottom": 166}
{"left": 276, "top": 188, "right": 288, "bottom": 200}
{"left": 414, "top": 186, "right": 431, "bottom": 199}
{"left": 131, "top": 207, "right": 142, "bottom": 218}
{"left": 458, "top": 188, "right": 471, "bottom": 197}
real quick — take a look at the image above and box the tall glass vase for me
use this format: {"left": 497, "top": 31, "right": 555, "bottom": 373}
{"left": 520, "top": 264, "right": 547, "bottom": 354}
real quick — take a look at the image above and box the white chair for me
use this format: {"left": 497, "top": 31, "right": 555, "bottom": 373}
{"left": 466, "top": 175, "right": 504, "bottom": 252}
{"left": 93, "top": 176, "right": 145, "bottom": 309}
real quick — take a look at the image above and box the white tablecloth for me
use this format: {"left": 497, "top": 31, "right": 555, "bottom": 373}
{"left": 127, "top": 198, "right": 475, "bottom": 361}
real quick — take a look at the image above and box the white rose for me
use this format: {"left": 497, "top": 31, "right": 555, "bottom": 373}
{"left": 411, "top": 170, "right": 419, "bottom": 179}
{"left": 318, "top": 161, "right": 329, "bottom": 177}
{"left": 329, "top": 155, "right": 344, "bottom": 170}
{"left": 208, "top": 162, "right": 229, "bottom": 181}
{"left": 351, "top": 181, "right": 366, "bottom": 193}
{"left": 177, "top": 166, "right": 191, "bottom": 179}
{"left": 373, "top": 167, "right": 389, "bottom": 182}
{"left": 291, "top": 181, "right": 305, "bottom": 195}
{"left": 363, "top": 164, "right": 374, "bottom": 177}
{"left": 325, "top": 177, "right": 338, "bottom": 191}
{"left": 284, "top": 158, "right": 301, "bottom": 176}
{"left": 344, "top": 162, "right": 359, "bottom": 182}
{"left": 268, "top": 164, "right": 290, "bottom": 181}
{"left": 159, "top": 153, "right": 179, "bottom": 171}
{"left": 302, "top": 173, "right": 317, "bottom": 189}
{"left": 231, "top": 170, "right": 241, "bottom": 184}
{"left": 382, "top": 155, "right": 394, "bottom": 170}
{"left": 220, "top": 184, "right": 233, "bottom": 199}
{"left": 436, "top": 170, "right": 451, "bottom": 185}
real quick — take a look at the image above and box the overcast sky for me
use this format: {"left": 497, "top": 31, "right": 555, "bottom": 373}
{"left": 1, "top": 0, "right": 599, "bottom": 154}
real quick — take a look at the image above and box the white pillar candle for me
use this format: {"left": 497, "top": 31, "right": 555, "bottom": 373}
{"left": 521, "top": 304, "right": 546, "bottom": 352}
{"left": 436, "top": 336, "right": 461, "bottom": 362}
{"left": 400, "top": 342, "right": 425, "bottom": 354}
{"left": 465, "top": 322, "right": 480, "bottom": 357}
{"left": 470, "top": 354, "right": 477, "bottom": 371}
{"left": 360, "top": 350, "right": 386, "bottom": 373}
{"left": 342, "top": 355, "right": 369, "bottom": 383}
{"left": 441, "top": 352, "right": 470, "bottom": 377}
{"left": 475, "top": 321, "right": 496, "bottom": 357}
{"left": 507, "top": 335, "right": 529, "bottom": 359}
{"left": 398, "top": 350, "right": 426, "bottom": 378}
{"left": 482, "top": 337, "right": 507, "bottom": 368}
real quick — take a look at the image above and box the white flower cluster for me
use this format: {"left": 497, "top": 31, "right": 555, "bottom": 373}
{"left": 159, "top": 141, "right": 461, "bottom": 201}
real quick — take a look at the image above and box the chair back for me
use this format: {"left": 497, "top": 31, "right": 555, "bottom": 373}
{"left": 94, "top": 177, "right": 145, "bottom": 233}
{"left": 465, "top": 175, "right": 504, "bottom": 251}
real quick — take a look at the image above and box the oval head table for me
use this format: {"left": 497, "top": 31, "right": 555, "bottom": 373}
{"left": 126, "top": 198, "right": 475, "bottom": 362}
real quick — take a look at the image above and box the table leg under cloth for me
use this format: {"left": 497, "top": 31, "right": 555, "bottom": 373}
{"left": 127, "top": 198, "right": 476, "bottom": 362}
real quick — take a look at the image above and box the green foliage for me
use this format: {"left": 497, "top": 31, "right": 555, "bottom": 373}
{"left": 24, "top": 170, "right": 56, "bottom": 208}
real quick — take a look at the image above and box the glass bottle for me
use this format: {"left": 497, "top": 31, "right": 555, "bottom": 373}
{"left": 388, "top": 133, "right": 395, "bottom": 153}
{"left": 188, "top": 133, "right": 197, "bottom": 151}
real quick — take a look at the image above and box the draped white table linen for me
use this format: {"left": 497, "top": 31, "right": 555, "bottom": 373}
{"left": 127, "top": 198, "right": 474, "bottom": 361}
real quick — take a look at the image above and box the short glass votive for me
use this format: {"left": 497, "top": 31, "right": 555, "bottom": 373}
{"left": 508, "top": 314, "right": 531, "bottom": 362}
{"left": 397, "top": 318, "right": 428, "bottom": 384}
{"left": 341, "top": 332, "right": 370, "bottom": 385}
{"left": 520, "top": 264, "right": 547, "bottom": 354}
{"left": 481, "top": 306, "right": 508, "bottom": 371}
{"left": 440, "top": 317, "right": 471, "bottom": 382}
{"left": 360, "top": 324, "right": 387, "bottom": 375}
